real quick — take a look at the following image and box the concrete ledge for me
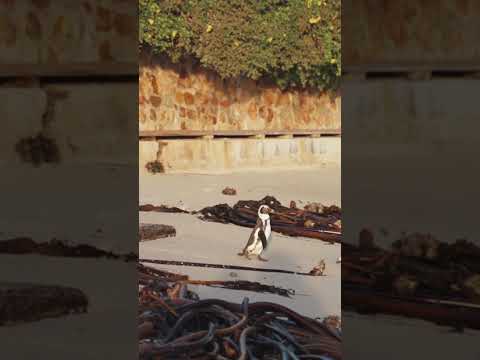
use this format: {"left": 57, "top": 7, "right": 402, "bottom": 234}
{"left": 139, "top": 137, "right": 340, "bottom": 174}
{"left": 1, "top": 83, "right": 137, "bottom": 166}
{"left": 343, "top": 79, "right": 480, "bottom": 144}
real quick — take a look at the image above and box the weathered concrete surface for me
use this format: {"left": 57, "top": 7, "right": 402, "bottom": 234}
{"left": 343, "top": 79, "right": 480, "bottom": 145}
{"left": 47, "top": 83, "right": 138, "bottom": 164}
{"left": 0, "top": 0, "right": 136, "bottom": 69}
{"left": 140, "top": 137, "right": 340, "bottom": 174}
{"left": 2, "top": 88, "right": 45, "bottom": 162}
{"left": 139, "top": 52, "right": 340, "bottom": 132}
{"left": 1, "top": 83, "right": 137, "bottom": 166}
{"left": 343, "top": 0, "right": 480, "bottom": 68}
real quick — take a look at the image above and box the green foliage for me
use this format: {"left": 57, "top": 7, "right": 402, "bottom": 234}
{"left": 139, "top": 0, "right": 340, "bottom": 90}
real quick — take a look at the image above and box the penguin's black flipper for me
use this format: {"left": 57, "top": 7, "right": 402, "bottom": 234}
{"left": 258, "top": 230, "right": 268, "bottom": 250}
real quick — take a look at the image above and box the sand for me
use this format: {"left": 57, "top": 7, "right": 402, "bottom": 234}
{"left": 343, "top": 311, "right": 480, "bottom": 359}
{"left": 140, "top": 167, "right": 480, "bottom": 360}
{"left": 0, "top": 255, "right": 136, "bottom": 359}
{"left": 139, "top": 167, "right": 341, "bottom": 211}
{"left": 0, "top": 164, "right": 137, "bottom": 359}
{"left": 4, "top": 165, "right": 478, "bottom": 359}
{"left": 0, "top": 164, "right": 137, "bottom": 254}
{"left": 140, "top": 167, "right": 342, "bottom": 319}
{"left": 0, "top": 167, "right": 340, "bottom": 359}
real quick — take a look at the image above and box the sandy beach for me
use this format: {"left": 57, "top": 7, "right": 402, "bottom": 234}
{"left": 0, "top": 255, "right": 137, "bottom": 359}
{"left": 140, "top": 167, "right": 341, "bottom": 318}
{"left": 0, "top": 167, "right": 340, "bottom": 359}
{"left": 4, "top": 166, "right": 478, "bottom": 359}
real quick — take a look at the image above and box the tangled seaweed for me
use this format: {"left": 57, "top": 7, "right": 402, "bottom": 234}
{"left": 139, "top": 263, "right": 341, "bottom": 359}
{"left": 199, "top": 196, "right": 341, "bottom": 243}
{"left": 343, "top": 230, "right": 480, "bottom": 330}
{"left": 0, "top": 284, "right": 88, "bottom": 325}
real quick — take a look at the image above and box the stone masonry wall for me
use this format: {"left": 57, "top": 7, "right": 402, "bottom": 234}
{"left": 139, "top": 51, "right": 341, "bottom": 132}
{"left": 344, "top": 0, "right": 480, "bottom": 68}
{"left": 0, "top": 0, "right": 136, "bottom": 66}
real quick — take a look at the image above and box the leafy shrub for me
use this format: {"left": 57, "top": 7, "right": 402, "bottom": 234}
{"left": 139, "top": 0, "right": 340, "bottom": 90}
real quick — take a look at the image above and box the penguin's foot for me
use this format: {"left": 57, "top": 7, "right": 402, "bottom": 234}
{"left": 258, "top": 256, "right": 269, "bottom": 262}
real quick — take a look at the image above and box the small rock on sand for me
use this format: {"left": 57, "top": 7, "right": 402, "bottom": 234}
{"left": 222, "top": 187, "right": 237, "bottom": 196}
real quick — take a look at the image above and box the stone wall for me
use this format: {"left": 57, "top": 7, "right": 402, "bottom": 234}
{"left": 343, "top": 0, "right": 480, "bottom": 68}
{"left": 0, "top": 0, "right": 136, "bottom": 70}
{"left": 139, "top": 51, "right": 340, "bottom": 132}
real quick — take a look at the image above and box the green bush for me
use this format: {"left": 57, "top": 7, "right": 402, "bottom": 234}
{"left": 139, "top": 0, "right": 340, "bottom": 90}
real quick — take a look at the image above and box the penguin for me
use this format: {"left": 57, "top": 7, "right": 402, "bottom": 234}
{"left": 238, "top": 204, "right": 274, "bottom": 261}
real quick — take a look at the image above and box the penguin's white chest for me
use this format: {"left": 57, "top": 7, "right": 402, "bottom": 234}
{"left": 264, "top": 220, "right": 271, "bottom": 239}
{"left": 247, "top": 235, "right": 264, "bottom": 255}
{"left": 246, "top": 220, "right": 271, "bottom": 255}
{"left": 245, "top": 228, "right": 262, "bottom": 255}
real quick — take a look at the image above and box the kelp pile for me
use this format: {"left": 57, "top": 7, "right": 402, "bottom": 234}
{"left": 0, "top": 237, "right": 136, "bottom": 261}
{"left": 0, "top": 283, "right": 88, "bottom": 326}
{"left": 139, "top": 263, "right": 341, "bottom": 359}
{"left": 343, "top": 230, "right": 480, "bottom": 330}
{"left": 199, "top": 196, "right": 341, "bottom": 244}
{"left": 140, "top": 224, "right": 176, "bottom": 242}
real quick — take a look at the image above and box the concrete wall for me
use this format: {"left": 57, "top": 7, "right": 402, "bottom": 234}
{"left": 140, "top": 137, "right": 340, "bottom": 174}
{"left": 2, "top": 83, "right": 137, "bottom": 167}
{"left": 344, "top": 79, "right": 479, "bottom": 146}
{"left": 343, "top": 0, "right": 480, "bottom": 68}
{"left": 139, "top": 52, "right": 340, "bottom": 132}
